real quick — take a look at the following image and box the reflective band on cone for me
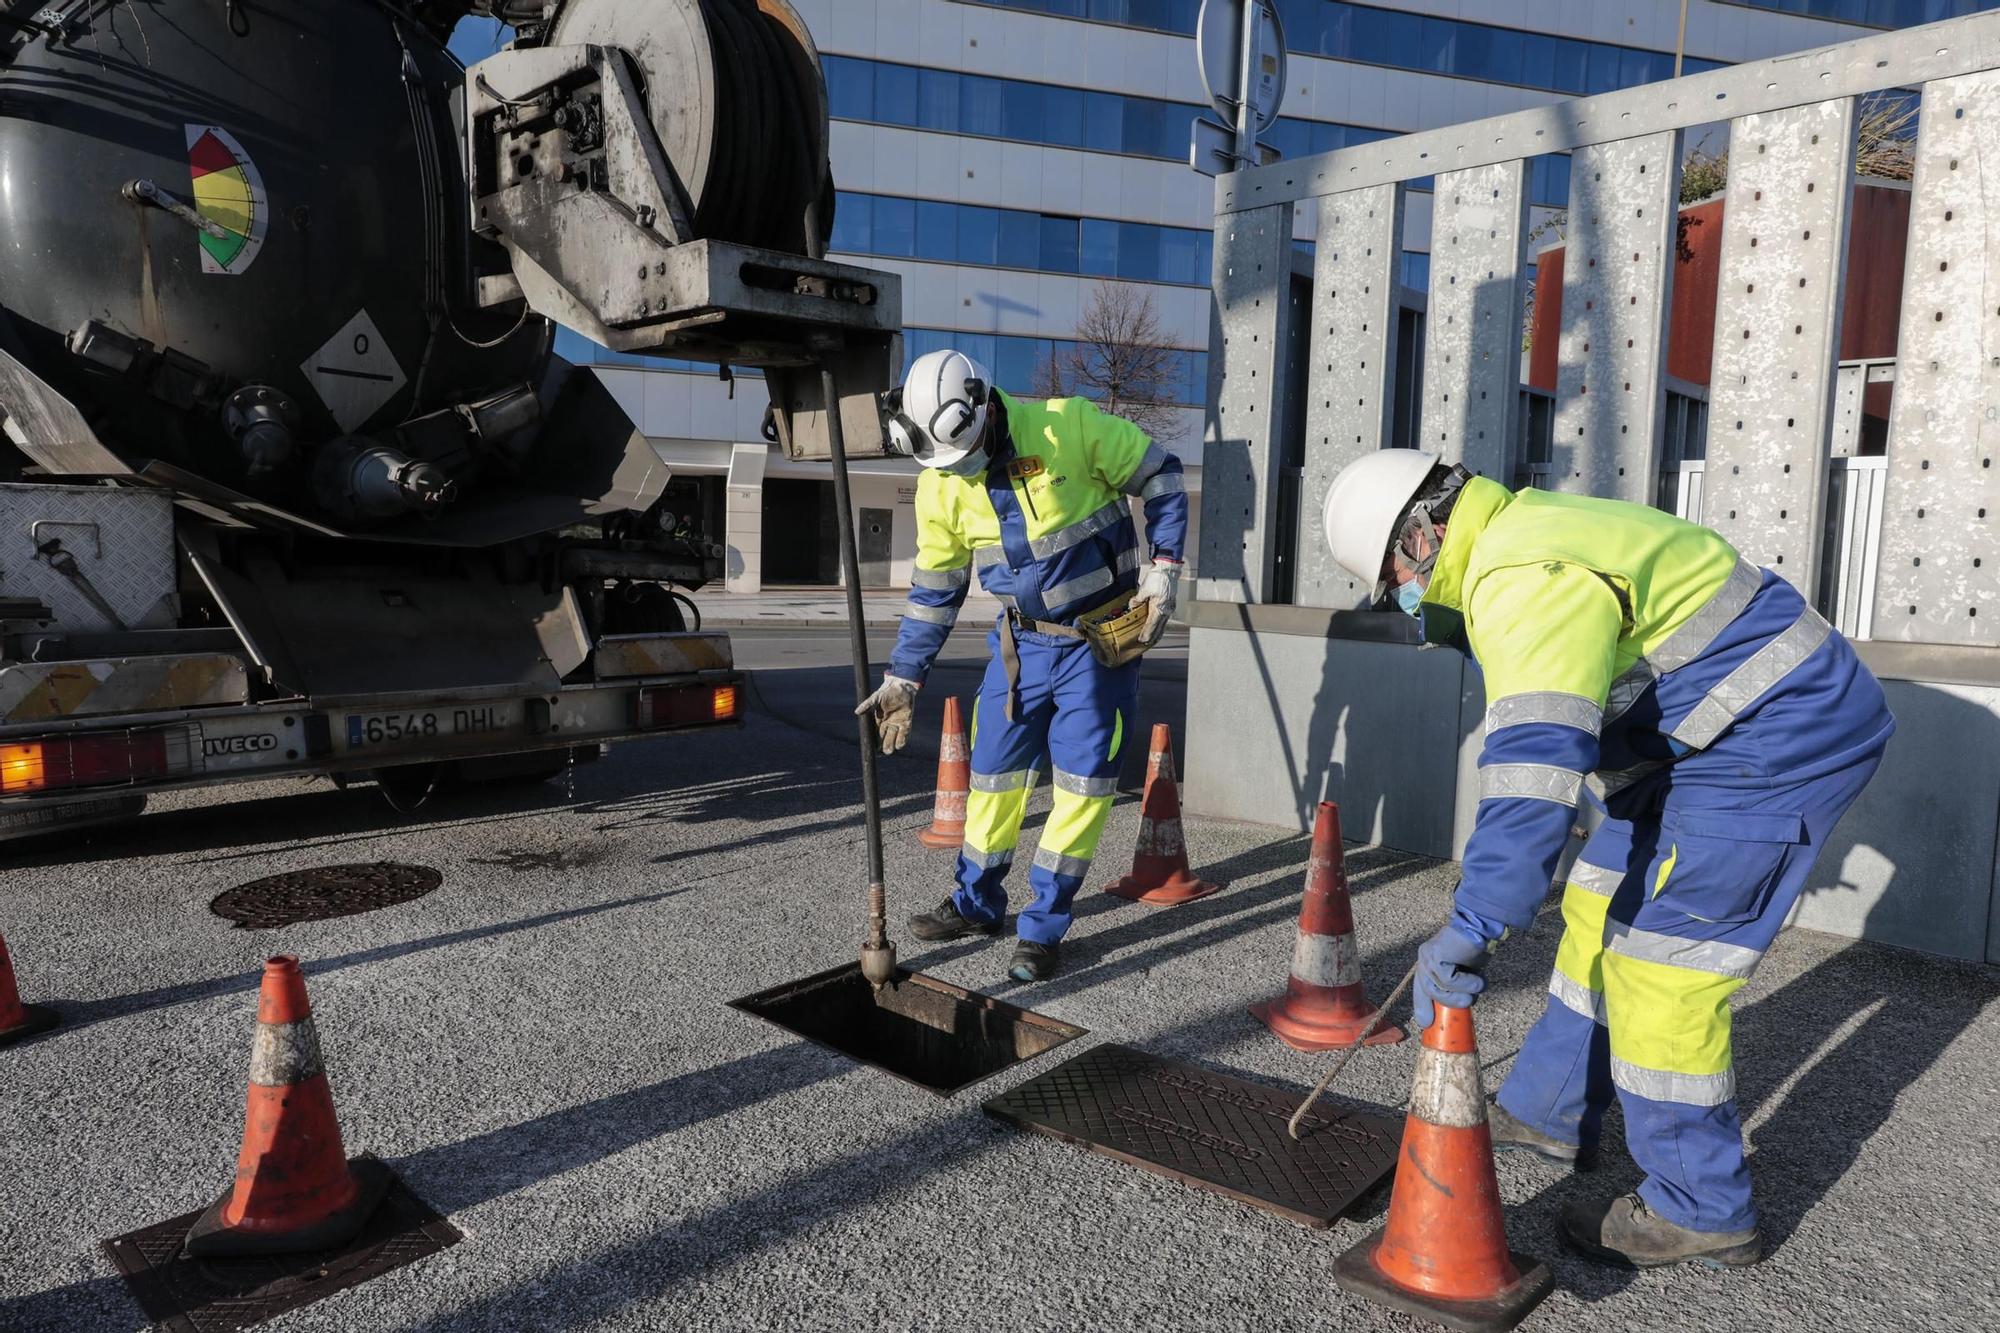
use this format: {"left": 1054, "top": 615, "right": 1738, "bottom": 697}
{"left": 182, "top": 955, "right": 391, "bottom": 1258}
{"left": 0, "top": 929, "right": 58, "bottom": 1048}
{"left": 1250, "top": 802, "right": 1404, "bottom": 1052}
{"left": 1333, "top": 1006, "right": 1554, "bottom": 1333}
{"left": 1103, "top": 724, "right": 1221, "bottom": 906}
{"left": 917, "top": 696, "right": 970, "bottom": 849}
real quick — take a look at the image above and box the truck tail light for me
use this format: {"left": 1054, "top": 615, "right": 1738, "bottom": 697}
{"left": 635, "top": 684, "right": 740, "bottom": 729}
{"left": 0, "top": 730, "right": 180, "bottom": 795}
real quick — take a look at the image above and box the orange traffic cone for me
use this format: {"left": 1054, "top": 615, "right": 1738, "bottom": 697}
{"left": 1250, "top": 802, "right": 1404, "bottom": 1051}
{"left": 183, "top": 955, "right": 390, "bottom": 1258}
{"left": 0, "top": 930, "right": 58, "bottom": 1048}
{"left": 917, "top": 696, "right": 969, "bottom": 849}
{"left": 1332, "top": 1005, "right": 1553, "bottom": 1332}
{"left": 1104, "top": 724, "right": 1220, "bottom": 905}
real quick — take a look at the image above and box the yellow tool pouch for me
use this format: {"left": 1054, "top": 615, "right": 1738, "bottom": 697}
{"left": 1076, "top": 594, "right": 1150, "bottom": 670}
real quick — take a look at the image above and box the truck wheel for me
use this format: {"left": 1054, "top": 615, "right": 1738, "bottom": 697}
{"left": 600, "top": 581, "right": 687, "bottom": 635}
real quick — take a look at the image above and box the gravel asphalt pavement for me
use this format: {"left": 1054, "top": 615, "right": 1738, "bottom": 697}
{"left": 0, "top": 625, "right": 1993, "bottom": 1332}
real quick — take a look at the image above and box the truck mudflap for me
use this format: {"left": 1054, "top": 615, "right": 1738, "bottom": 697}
{"left": 0, "top": 632, "right": 743, "bottom": 825}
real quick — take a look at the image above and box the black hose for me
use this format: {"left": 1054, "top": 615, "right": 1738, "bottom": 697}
{"left": 819, "top": 360, "right": 886, "bottom": 888}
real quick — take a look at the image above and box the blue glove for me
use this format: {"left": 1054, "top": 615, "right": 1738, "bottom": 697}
{"left": 1412, "top": 918, "right": 1497, "bottom": 1032}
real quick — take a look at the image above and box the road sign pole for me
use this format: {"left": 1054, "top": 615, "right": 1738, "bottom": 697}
{"left": 1233, "top": 0, "right": 1260, "bottom": 163}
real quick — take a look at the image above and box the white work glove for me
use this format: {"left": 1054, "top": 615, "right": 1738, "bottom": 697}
{"left": 1132, "top": 559, "right": 1182, "bottom": 645}
{"left": 854, "top": 674, "right": 920, "bottom": 754}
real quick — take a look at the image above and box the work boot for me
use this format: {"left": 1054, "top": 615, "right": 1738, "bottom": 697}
{"left": 1488, "top": 1098, "right": 1593, "bottom": 1169}
{"left": 1561, "top": 1193, "right": 1763, "bottom": 1270}
{"left": 1007, "top": 940, "right": 1059, "bottom": 982}
{"left": 907, "top": 898, "right": 1002, "bottom": 943}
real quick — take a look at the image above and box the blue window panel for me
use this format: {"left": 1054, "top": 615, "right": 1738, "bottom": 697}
{"left": 1042, "top": 86, "right": 1085, "bottom": 148}
{"left": 958, "top": 205, "right": 1001, "bottom": 268}
{"left": 1454, "top": 21, "right": 1493, "bottom": 82}
{"left": 1321, "top": 2, "right": 1353, "bottom": 59}
{"left": 829, "top": 191, "right": 871, "bottom": 255}
{"left": 1040, "top": 215, "right": 1081, "bottom": 274}
{"left": 1001, "top": 79, "right": 1045, "bottom": 144}
{"left": 1401, "top": 252, "right": 1430, "bottom": 291}
{"left": 1312, "top": 122, "right": 1346, "bottom": 156}
{"left": 874, "top": 196, "right": 916, "bottom": 257}
{"left": 825, "top": 55, "right": 872, "bottom": 121}
{"left": 1195, "top": 231, "right": 1213, "bottom": 281}
{"left": 994, "top": 334, "right": 1040, "bottom": 391}
{"left": 961, "top": 73, "right": 1006, "bottom": 137}
{"left": 875, "top": 62, "right": 918, "bottom": 125}
{"left": 998, "top": 208, "right": 1042, "bottom": 270}
{"left": 1551, "top": 38, "right": 1590, "bottom": 94}
{"left": 1621, "top": 45, "right": 1657, "bottom": 88}
{"left": 960, "top": 334, "right": 998, "bottom": 370}
{"left": 1350, "top": 4, "right": 1393, "bottom": 63}
{"left": 1274, "top": 0, "right": 1320, "bottom": 53}
{"left": 916, "top": 201, "right": 956, "bottom": 262}
{"left": 1586, "top": 42, "right": 1624, "bottom": 95}
{"left": 1122, "top": 97, "right": 1171, "bottom": 157}
{"left": 919, "top": 69, "right": 959, "bottom": 132}
{"left": 1082, "top": 90, "right": 1123, "bottom": 154}
{"left": 1520, "top": 33, "right": 1557, "bottom": 91}
{"left": 1417, "top": 16, "right": 1456, "bottom": 74}
{"left": 1115, "top": 221, "right": 1162, "bottom": 282}
{"left": 1080, "top": 219, "right": 1118, "bottom": 277}
{"left": 1265, "top": 119, "right": 1311, "bottom": 159}
{"left": 1380, "top": 8, "right": 1425, "bottom": 69}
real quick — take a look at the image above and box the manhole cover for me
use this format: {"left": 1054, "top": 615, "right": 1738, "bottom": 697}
{"left": 983, "top": 1043, "right": 1402, "bottom": 1227}
{"left": 729, "top": 963, "right": 1086, "bottom": 1095}
{"left": 102, "top": 1160, "right": 459, "bottom": 1333}
{"left": 209, "top": 863, "right": 442, "bottom": 929}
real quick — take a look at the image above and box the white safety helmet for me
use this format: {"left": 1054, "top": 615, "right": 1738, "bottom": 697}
{"left": 1322, "top": 448, "right": 1441, "bottom": 603}
{"left": 885, "top": 348, "right": 993, "bottom": 474}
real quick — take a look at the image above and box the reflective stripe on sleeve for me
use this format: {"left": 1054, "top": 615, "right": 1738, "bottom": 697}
{"left": 1140, "top": 471, "right": 1187, "bottom": 501}
{"left": 1603, "top": 921, "right": 1763, "bottom": 980}
{"left": 911, "top": 565, "right": 970, "bottom": 590}
{"left": 1042, "top": 548, "right": 1143, "bottom": 611}
{"left": 1485, "top": 691, "right": 1604, "bottom": 737}
{"left": 902, "top": 602, "right": 958, "bottom": 626}
{"left": 1604, "top": 557, "right": 1763, "bottom": 723}
{"left": 960, "top": 844, "right": 1015, "bottom": 870}
{"left": 1119, "top": 443, "right": 1171, "bottom": 494}
{"left": 1669, "top": 607, "right": 1833, "bottom": 750}
{"left": 1610, "top": 1056, "right": 1737, "bottom": 1107}
{"left": 975, "top": 545, "right": 1008, "bottom": 567}
{"left": 1479, "top": 763, "right": 1584, "bottom": 806}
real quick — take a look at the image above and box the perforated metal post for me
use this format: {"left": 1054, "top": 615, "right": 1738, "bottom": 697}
{"left": 1295, "top": 184, "right": 1404, "bottom": 609}
{"left": 1874, "top": 70, "right": 2000, "bottom": 645}
{"left": 1702, "top": 99, "right": 1857, "bottom": 594}
{"left": 1199, "top": 203, "right": 1298, "bottom": 605}
{"left": 1419, "top": 161, "right": 1529, "bottom": 485}
{"left": 1550, "top": 133, "right": 1683, "bottom": 503}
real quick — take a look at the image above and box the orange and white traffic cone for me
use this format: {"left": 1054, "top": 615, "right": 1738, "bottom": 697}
{"left": 1104, "top": 724, "right": 1221, "bottom": 906}
{"left": 1333, "top": 1005, "right": 1554, "bottom": 1332}
{"left": 183, "top": 955, "right": 391, "bottom": 1258}
{"left": 1250, "top": 802, "right": 1404, "bottom": 1051}
{"left": 917, "top": 696, "right": 969, "bottom": 849}
{"left": 0, "top": 929, "right": 58, "bottom": 1048}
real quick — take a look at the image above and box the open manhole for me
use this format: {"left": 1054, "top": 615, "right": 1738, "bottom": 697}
{"left": 729, "top": 963, "right": 1085, "bottom": 1095}
{"left": 210, "top": 863, "right": 442, "bottom": 929}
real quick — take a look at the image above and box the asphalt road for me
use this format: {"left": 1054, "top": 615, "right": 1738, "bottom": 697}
{"left": 0, "top": 624, "right": 1994, "bottom": 1332}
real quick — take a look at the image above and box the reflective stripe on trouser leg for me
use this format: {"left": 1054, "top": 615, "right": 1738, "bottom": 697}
{"left": 953, "top": 645, "right": 1054, "bottom": 925}
{"left": 1017, "top": 786, "right": 1114, "bottom": 945}
{"left": 1495, "top": 849, "right": 1629, "bottom": 1147}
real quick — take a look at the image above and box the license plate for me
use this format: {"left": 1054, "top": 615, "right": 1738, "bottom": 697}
{"left": 344, "top": 702, "right": 519, "bottom": 750}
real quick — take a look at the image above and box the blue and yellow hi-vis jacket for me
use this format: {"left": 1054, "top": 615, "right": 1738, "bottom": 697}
{"left": 888, "top": 389, "right": 1188, "bottom": 682}
{"left": 1425, "top": 476, "right": 1890, "bottom": 936}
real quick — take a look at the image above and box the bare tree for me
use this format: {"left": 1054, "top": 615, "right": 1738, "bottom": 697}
{"left": 1041, "top": 283, "right": 1183, "bottom": 440}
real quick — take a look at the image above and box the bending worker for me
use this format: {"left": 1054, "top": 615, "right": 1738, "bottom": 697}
{"left": 856, "top": 348, "right": 1188, "bottom": 983}
{"left": 1321, "top": 448, "right": 1892, "bottom": 1270}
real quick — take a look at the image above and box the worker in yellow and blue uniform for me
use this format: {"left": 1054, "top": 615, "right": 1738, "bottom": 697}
{"left": 1321, "top": 449, "right": 1892, "bottom": 1270}
{"left": 856, "top": 348, "right": 1188, "bottom": 982}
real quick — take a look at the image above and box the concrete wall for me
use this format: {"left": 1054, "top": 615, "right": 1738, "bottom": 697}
{"left": 1184, "top": 610, "right": 2000, "bottom": 963}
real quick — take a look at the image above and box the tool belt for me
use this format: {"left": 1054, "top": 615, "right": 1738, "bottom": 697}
{"left": 997, "top": 592, "right": 1150, "bottom": 720}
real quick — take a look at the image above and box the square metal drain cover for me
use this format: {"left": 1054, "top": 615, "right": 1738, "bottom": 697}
{"left": 101, "top": 1160, "right": 460, "bottom": 1333}
{"left": 729, "top": 963, "right": 1085, "bottom": 1095}
{"left": 983, "top": 1043, "right": 1402, "bottom": 1227}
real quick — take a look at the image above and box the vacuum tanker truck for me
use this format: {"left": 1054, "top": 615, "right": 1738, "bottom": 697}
{"left": 0, "top": 0, "right": 900, "bottom": 837}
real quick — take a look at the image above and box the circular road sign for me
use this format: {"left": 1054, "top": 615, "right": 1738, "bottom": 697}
{"left": 1196, "top": 0, "right": 1287, "bottom": 133}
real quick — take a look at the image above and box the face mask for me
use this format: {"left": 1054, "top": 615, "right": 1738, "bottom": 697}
{"left": 1393, "top": 579, "right": 1426, "bottom": 618}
